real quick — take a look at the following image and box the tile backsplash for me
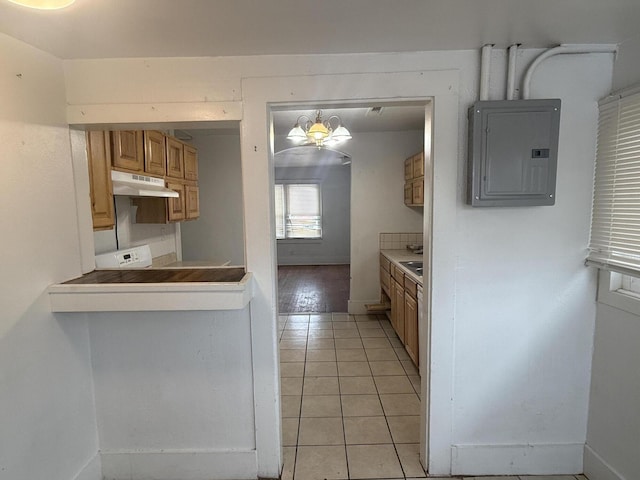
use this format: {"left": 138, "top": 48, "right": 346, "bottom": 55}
{"left": 379, "top": 232, "right": 423, "bottom": 250}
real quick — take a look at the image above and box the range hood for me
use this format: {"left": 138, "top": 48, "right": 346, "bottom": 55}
{"left": 111, "top": 170, "right": 179, "bottom": 198}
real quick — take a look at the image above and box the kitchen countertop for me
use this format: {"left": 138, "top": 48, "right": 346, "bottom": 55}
{"left": 380, "top": 249, "right": 424, "bottom": 284}
{"left": 48, "top": 267, "right": 253, "bottom": 313}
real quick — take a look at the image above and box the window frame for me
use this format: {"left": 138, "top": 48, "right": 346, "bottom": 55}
{"left": 274, "top": 181, "right": 323, "bottom": 241}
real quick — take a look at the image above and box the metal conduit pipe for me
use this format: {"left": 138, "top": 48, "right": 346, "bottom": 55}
{"left": 480, "top": 44, "right": 494, "bottom": 101}
{"left": 522, "top": 44, "right": 618, "bottom": 99}
{"left": 506, "top": 44, "right": 519, "bottom": 100}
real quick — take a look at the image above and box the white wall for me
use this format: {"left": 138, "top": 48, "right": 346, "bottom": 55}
{"left": 275, "top": 165, "right": 351, "bottom": 265}
{"left": 62, "top": 47, "right": 615, "bottom": 476}
{"left": 451, "top": 52, "right": 613, "bottom": 475}
{"left": 585, "top": 300, "right": 640, "bottom": 480}
{"left": 88, "top": 309, "right": 257, "bottom": 480}
{"left": 0, "top": 33, "right": 99, "bottom": 480}
{"left": 612, "top": 34, "right": 640, "bottom": 92}
{"left": 583, "top": 65, "right": 640, "bottom": 480}
{"left": 181, "top": 133, "right": 245, "bottom": 265}
{"left": 344, "top": 131, "right": 424, "bottom": 311}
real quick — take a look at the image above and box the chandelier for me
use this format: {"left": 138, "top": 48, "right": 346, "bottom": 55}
{"left": 286, "top": 110, "right": 352, "bottom": 147}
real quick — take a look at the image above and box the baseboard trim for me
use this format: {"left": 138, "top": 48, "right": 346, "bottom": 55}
{"left": 73, "top": 453, "right": 102, "bottom": 480}
{"left": 100, "top": 449, "right": 257, "bottom": 480}
{"left": 584, "top": 444, "right": 627, "bottom": 480}
{"left": 451, "top": 442, "right": 583, "bottom": 476}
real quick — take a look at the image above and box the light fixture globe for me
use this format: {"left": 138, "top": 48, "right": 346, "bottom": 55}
{"left": 286, "top": 124, "right": 307, "bottom": 143}
{"left": 331, "top": 125, "right": 352, "bottom": 143}
{"left": 286, "top": 110, "right": 352, "bottom": 148}
{"left": 7, "top": 0, "right": 75, "bottom": 9}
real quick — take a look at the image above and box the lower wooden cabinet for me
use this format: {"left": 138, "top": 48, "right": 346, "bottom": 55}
{"left": 404, "top": 292, "right": 419, "bottom": 366}
{"left": 86, "top": 131, "right": 115, "bottom": 230}
{"left": 391, "top": 278, "right": 406, "bottom": 343}
{"left": 380, "top": 253, "right": 420, "bottom": 369}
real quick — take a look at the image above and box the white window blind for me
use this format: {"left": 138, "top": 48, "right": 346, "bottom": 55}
{"left": 274, "top": 184, "right": 322, "bottom": 239}
{"left": 588, "top": 90, "right": 640, "bottom": 274}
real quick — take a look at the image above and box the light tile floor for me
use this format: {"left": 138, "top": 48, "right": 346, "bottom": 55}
{"left": 279, "top": 312, "right": 589, "bottom": 480}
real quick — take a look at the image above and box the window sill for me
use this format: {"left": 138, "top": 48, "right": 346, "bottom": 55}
{"left": 277, "top": 239, "right": 323, "bottom": 245}
{"left": 597, "top": 270, "right": 640, "bottom": 317}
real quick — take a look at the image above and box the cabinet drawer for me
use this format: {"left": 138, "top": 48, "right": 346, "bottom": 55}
{"left": 380, "top": 253, "right": 391, "bottom": 272}
{"left": 380, "top": 266, "right": 390, "bottom": 295}
{"left": 404, "top": 276, "right": 417, "bottom": 298}
{"left": 391, "top": 264, "right": 405, "bottom": 285}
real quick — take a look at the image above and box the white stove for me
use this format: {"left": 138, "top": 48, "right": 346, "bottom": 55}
{"left": 94, "top": 245, "right": 152, "bottom": 269}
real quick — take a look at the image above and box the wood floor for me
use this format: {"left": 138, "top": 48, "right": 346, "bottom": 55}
{"left": 278, "top": 265, "right": 350, "bottom": 313}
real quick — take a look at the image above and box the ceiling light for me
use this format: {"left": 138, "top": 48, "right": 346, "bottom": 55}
{"left": 286, "top": 110, "right": 352, "bottom": 148}
{"left": 7, "top": 0, "right": 75, "bottom": 9}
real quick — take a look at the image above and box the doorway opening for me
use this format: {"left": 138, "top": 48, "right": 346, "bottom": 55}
{"left": 271, "top": 101, "right": 431, "bottom": 479}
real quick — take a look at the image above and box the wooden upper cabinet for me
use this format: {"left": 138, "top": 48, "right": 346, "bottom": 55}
{"left": 184, "top": 145, "right": 198, "bottom": 181}
{"left": 167, "top": 181, "right": 186, "bottom": 221}
{"left": 166, "top": 137, "right": 185, "bottom": 179}
{"left": 185, "top": 185, "right": 200, "bottom": 220}
{"left": 144, "top": 130, "right": 167, "bottom": 176}
{"left": 404, "top": 150, "right": 425, "bottom": 207}
{"left": 86, "top": 131, "right": 114, "bottom": 230}
{"left": 111, "top": 130, "right": 144, "bottom": 172}
{"left": 404, "top": 157, "right": 414, "bottom": 181}
{"left": 413, "top": 152, "right": 424, "bottom": 178}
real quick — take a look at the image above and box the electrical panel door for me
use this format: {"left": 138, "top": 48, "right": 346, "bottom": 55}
{"left": 468, "top": 99, "right": 561, "bottom": 207}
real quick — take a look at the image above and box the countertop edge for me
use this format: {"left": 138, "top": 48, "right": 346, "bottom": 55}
{"left": 380, "top": 250, "right": 424, "bottom": 285}
{"left": 48, "top": 273, "right": 254, "bottom": 313}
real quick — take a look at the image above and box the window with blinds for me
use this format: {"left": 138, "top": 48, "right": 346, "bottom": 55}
{"left": 588, "top": 89, "right": 640, "bottom": 275}
{"left": 274, "top": 183, "right": 322, "bottom": 239}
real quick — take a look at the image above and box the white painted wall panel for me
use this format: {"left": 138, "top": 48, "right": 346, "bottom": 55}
{"left": 586, "top": 302, "right": 640, "bottom": 480}
{"left": 62, "top": 47, "right": 616, "bottom": 475}
{"left": 0, "top": 32, "right": 98, "bottom": 480}
{"left": 89, "top": 309, "right": 255, "bottom": 451}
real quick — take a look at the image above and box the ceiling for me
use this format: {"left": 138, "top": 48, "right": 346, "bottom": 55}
{"left": 0, "top": 0, "right": 639, "bottom": 60}
{"left": 273, "top": 105, "right": 426, "bottom": 134}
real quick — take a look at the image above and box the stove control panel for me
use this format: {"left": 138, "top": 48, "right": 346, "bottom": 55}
{"left": 95, "top": 245, "right": 153, "bottom": 269}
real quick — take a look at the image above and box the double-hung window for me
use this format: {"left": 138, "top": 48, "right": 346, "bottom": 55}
{"left": 275, "top": 183, "right": 322, "bottom": 240}
{"left": 588, "top": 87, "right": 640, "bottom": 298}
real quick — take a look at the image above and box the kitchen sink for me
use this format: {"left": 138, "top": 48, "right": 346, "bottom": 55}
{"left": 400, "top": 261, "right": 423, "bottom": 276}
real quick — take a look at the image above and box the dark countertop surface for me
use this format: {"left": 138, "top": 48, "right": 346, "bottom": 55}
{"left": 63, "top": 267, "right": 246, "bottom": 285}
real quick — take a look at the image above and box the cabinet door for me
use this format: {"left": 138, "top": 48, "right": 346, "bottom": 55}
{"left": 184, "top": 145, "right": 198, "bottom": 181}
{"left": 167, "top": 181, "right": 186, "bottom": 221}
{"left": 393, "top": 279, "right": 406, "bottom": 343}
{"left": 404, "top": 182, "right": 413, "bottom": 206}
{"left": 111, "top": 130, "right": 144, "bottom": 172}
{"left": 404, "top": 157, "right": 414, "bottom": 181}
{"left": 413, "top": 151, "right": 425, "bottom": 178}
{"left": 144, "top": 130, "right": 166, "bottom": 176}
{"left": 412, "top": 177, "right": 424, "bottom": 205}
{"left": 404, "top": 293, "right": 419, "bottom": 367}
{"left": 86, "top": 131, "right": 114, "bottom": 230}
{"left": 185, "top": 185, "right": 200, "bottom": 219}
{"left": 166, "top": 137, "right": 185, "bottom": 179}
